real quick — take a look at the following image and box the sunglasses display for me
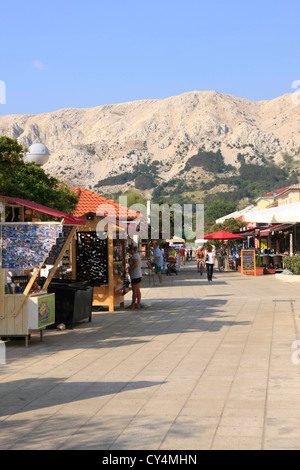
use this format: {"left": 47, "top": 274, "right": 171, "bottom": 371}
{"left": 76, "top": 231, "right": 108, "bottom": 285}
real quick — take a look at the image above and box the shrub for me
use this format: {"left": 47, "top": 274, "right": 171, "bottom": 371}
{"left": 256, "top": 254, "right": 263, "bottom": 267}
{"left": 135, "top": 174, "right": 156, "bottom": 190}
{"left": 283, "top": 255, "right": 300, "bottom": 275}
{"left": 185, "top": 149, "right": 230, "bottom": 173}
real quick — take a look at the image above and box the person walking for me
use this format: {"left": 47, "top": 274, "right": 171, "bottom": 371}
{"left": 179, "top": 246, "right": 186, "bottom": 266}
{"left": 127, "top": 245, "right": 142, "bottom": 308}
{"left": 205, "top": 244, "right": 215, "bottom": 281}
{"left": 147, "top": 241, "right": 163, "bottom": 284}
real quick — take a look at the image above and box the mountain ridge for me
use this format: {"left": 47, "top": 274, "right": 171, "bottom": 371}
{"left": 0, "top": 90, "right": 299, "bottom": 196}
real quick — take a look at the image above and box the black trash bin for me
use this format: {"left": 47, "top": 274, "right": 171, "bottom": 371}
{"left": 48, "top": 280, "right": 94, "bottom": 328}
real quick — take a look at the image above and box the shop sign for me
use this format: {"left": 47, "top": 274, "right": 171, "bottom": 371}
{"left": 38, "top": 294, "right": 55, "bottom": 328}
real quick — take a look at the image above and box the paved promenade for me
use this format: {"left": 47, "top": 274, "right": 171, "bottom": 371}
{"left": 1, "top": 262, "right": 300, "bottom": 450}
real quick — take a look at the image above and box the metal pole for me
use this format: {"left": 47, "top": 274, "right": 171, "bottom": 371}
{"left": 0, "top": 340, "right": 6, "bottom": 364}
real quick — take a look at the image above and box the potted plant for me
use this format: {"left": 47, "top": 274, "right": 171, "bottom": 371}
{"left": 256, "top": 253, "right": 265, "bottom": 275}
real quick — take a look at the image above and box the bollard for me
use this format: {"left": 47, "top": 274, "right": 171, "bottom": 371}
{"left": 0, "top": 340, "right": 6, "bottom": 365}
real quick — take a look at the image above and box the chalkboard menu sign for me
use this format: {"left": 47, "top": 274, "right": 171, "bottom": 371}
{"left": 241, "top": 249, "right": 256, "bottom": 275}
{"left": 76, "top": 231, "right": 108, "bottom": 285}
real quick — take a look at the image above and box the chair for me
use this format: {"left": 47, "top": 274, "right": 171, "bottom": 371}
{"left": 262, "top": 255, "right": 271, "bottom": 268}
{"left": 141, "top": 259, "right": 156, "bottom": 286}
{"left": 273, "top": 255, "right": 282, "bottom": 269}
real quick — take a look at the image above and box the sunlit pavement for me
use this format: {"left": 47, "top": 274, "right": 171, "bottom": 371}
{"left": 1, "top": 261, "right": 300, "bottom": 450}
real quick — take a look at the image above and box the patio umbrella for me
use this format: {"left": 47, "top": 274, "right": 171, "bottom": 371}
{"left": 166, "top": 237, "right": 185, "bottom": 243}
{"left": 204, "top": 230, "right": 243, "bottom": 240}
{"left": 243, "top": 202, "right": 300, "bottom": 224}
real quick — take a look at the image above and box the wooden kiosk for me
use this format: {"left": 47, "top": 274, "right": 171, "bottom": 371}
{"left": 72, "top": 217, "right": 128, "bottom": 312}
{"left": 70, "top": 187, "right": 143, "bottom": 312}
{"left": 0, "top": 195, "right": 86, "bottom": 346}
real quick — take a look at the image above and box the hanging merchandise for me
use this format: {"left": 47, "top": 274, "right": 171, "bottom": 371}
{"left": 45, "top": 225, "right": 73, "bottom": 265}
{"left": 76, "top": 231, "right": 108, "bottom": 285}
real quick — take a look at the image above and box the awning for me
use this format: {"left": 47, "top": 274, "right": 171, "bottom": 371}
{"left": 0, "top": 196, "right": 86, "bottom": 225}
{"left": 259, "top": 224, "right": 288, "bottom": 237}
{"left": 236, "top": 228, "right": 256, "bottom": 237}
{"left": 243, "top": 202, "right": 300, "bottom": 224}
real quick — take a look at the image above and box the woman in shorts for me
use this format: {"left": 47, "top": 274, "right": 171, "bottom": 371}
{"left": 127, "top": 245, "right": 142, "bottom": 309}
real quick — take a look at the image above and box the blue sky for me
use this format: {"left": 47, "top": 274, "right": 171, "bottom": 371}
{"left": 0, "top": 0, "right": 300, "bottom": 115}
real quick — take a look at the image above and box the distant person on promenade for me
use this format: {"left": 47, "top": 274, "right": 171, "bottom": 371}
{"left": 205, "top": 244, "right": 215, "bottom": 281}
{"left": 127, "top": 245, "right": 142, "bottom": 309}
{"left": 196, "top": 246, "right": 206, "bottom": 272}
{"left": 179, "top": 246, "right": 186, "bottom": 266}
{"left": 147, "top": 241, "right": 163, "bottom": 284}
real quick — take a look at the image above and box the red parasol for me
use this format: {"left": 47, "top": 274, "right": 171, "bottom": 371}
{"left": 204, "top": 230, "right": 243, "bottom": 240}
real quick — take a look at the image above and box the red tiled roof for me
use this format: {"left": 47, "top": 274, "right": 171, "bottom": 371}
{"left": 260, "top": 186, "right": 292, "bottom": 198}
{"left": 71, "top": 187, "right": 141, "bottom": 220}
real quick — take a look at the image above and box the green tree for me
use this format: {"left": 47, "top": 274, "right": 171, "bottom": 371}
{"left": 205, "top": 198, "right": 237, "bottom": 227}
{"left": 185, "top": 148, "right": 233, "bottom": 173}
{"left": 0, "top": 136, "right": 78, "bottom": 213}
{"left": 210, "top": 217, "right": 246, "bottom": 233}
{"left": 120, "top": 189, "right": 147, "bottom": 207}
{"left": 135, "top": 174, "right": 156, "bottom": 190}
{"left": 282, "top": 152, "right": 294, "bottom": 167}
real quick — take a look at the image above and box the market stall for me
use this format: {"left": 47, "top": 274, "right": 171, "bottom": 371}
{"left": 70, "top": 187, "right": 144, "bottom": 312}
{"left": 71, "top": 217, "right": 128, "bottom": 312}
{"left": 0, "top": 195, "right": 86, "bottom": 346}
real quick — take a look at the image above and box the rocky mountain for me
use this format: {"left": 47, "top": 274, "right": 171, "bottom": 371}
{"left": 0, "top": 90, "right": 300, "bottom": 196}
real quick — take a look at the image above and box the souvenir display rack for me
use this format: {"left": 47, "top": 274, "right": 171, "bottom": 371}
{"left": 72, "top": 218, "right": 131, "bottom": 312}
{"left": 0, "top": 196, "right": 83, "bottom": 346}
{"left": 76, "top": 231, "right": 108, "bottom": 285}
{"left": 45, "top": 225, "right": 73, "bottom": 280}
{"left": 114, "top": 239, "right": 130, "bottom": 294}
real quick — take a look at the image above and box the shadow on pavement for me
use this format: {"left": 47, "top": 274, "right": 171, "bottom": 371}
{"left": 0, "top": 378, "right": 164, "bottom": 418}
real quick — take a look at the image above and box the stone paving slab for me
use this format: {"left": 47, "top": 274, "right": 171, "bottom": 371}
{"left": 1, "top": 263, "right": 300, "bottom": 450}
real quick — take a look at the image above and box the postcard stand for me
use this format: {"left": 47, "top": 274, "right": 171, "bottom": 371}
{"left": 0, "top": 197, "right": 78, "bottom": 346}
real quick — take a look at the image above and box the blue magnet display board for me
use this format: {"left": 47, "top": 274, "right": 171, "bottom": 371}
{"left": 1, "top": 224, "right": 62, "bottom": 269}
